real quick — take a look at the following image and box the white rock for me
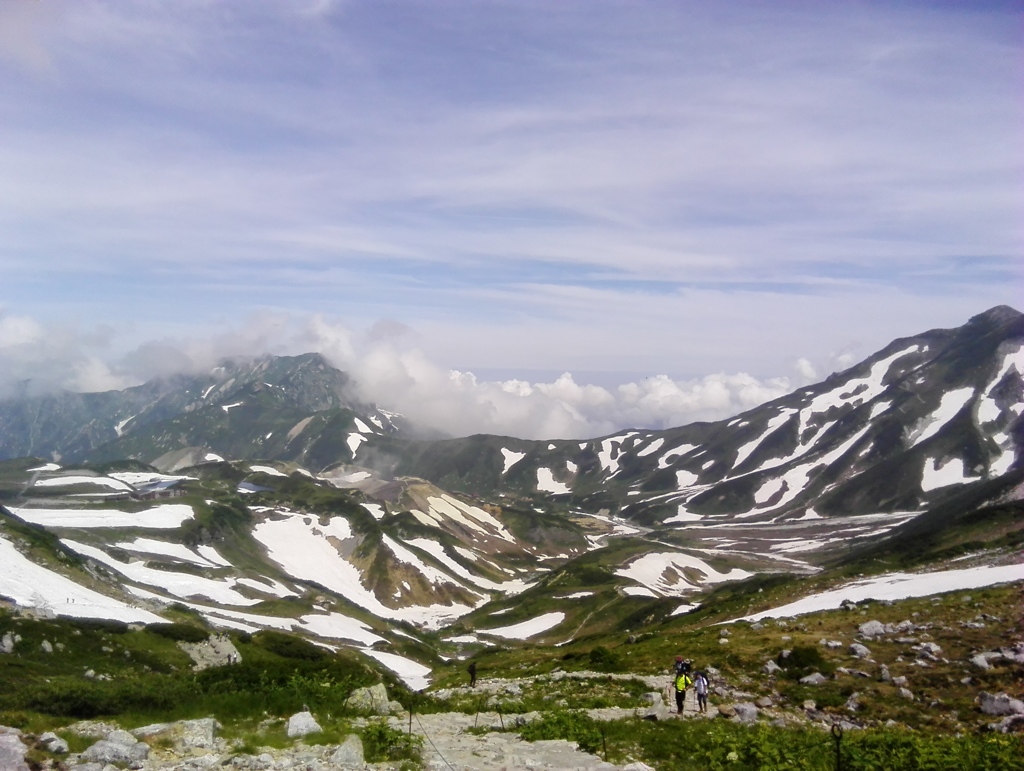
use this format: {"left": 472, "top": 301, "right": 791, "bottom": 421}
{"left": 849, "top": 643, "right": 871, "bottom": 659}
{"left": 979, "top": 692, "right": 1024, "bottom": 717}
{"left": 329, "top": 734, "right": 364, "bottom": 768}
{"left": 286, "top": 711, "right": 322, "bottom": 738}
{"left": 800, "top": 673, "right": 827, "bottom": 685}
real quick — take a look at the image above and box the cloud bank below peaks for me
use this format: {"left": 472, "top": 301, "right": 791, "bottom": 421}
{"left": 304, "top": 319, "right": 800, "bottom": 440}
{"left": 0, "top": 310, "right": 806, "bottom": 441}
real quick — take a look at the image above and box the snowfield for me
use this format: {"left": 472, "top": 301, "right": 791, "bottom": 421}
{"left": 615, "top": 551, "right": 753, "bottom": 596}
{"left": 61, "top": 539, "right": 262, "bottom": 606}
{"left": 0, "top": 534, "right": 163, "bottom": 623}
{"left": 731, "top": 563, "right": 1024, "bottom": 623}
{"left": 360, "top": 649, "right": 433, "bottom": 690}
{"left": 481, "top": 612, "right": 566, "bottom": 640}
{"left": 11, "top": 503, "right": 196, "bottom": 529}
{"left": 251, "top": 508, "right": 475, "bottom": 628}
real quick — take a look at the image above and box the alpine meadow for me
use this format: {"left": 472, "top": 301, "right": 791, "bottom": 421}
{"left": 0, "top": 2, "right": 1021, "bottom": 770}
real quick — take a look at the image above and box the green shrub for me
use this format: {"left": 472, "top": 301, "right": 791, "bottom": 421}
{"left": 147, "top": 622, "right": 209, "bottom": 643}
{"left": 587, "top": 646, "right": 625, "bottom": 673}
{"left": 252, "top": 630, "right": 326, "bottom": 661}
{"left": 360, "top": 718, "right": 421, "bottom": 763}
{"left": 778, "top": 645, "right": 832, "bottom": 680}
{"left": 519, "top": 709, "right": 602, "bottom": 755}
{"left": 69, "top": 619, "right": 129, "bottom": 635}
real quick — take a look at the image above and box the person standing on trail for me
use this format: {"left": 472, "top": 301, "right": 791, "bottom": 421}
{"left": 468, "top": 661, "right": 477, "bottom": 688}
{"left": 674, "top": 668, "right": 693, "bottom": 714}
{"left": 693, "top": 670, "right": 710, "bottom": 714}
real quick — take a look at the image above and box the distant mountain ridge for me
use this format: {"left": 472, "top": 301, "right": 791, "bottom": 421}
{"left": 382, "top": 305, "right": 1024, "bottom": 525}
{"left": 1, "top": 307, "right": 1021, "bottom": 526}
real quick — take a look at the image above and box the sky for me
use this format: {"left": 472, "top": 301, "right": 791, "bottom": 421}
{"left": 0, "top": 0, "right": 1021, "bottom": 439}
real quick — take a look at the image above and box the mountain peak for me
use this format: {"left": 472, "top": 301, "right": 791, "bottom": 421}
{"left": 969, "top": 305, "right": 1022, "bottom": 327}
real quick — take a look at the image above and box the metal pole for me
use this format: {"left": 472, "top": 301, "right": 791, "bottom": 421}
{"left": 831, "top": 723, "right": 843, "bottom": 771}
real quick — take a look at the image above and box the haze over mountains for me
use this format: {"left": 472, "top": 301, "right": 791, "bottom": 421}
{"left": 0, "top": 306, "right": 1021, "bottom": 686}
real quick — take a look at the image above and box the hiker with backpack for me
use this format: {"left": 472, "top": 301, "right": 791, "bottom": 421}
{"left": 693, "top": 670, "right": 710, "bottom": 713}
{"left": 674, "top": 666, "right": 693, "bottom": 714}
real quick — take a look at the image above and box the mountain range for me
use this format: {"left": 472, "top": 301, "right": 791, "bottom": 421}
{"left": 0, "top": 305, "right": 1021, "bottom": 688}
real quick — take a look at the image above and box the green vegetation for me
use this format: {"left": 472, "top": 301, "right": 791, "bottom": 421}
{"left": 360, "top": 718, "right": 422, "bottom": 764}
{"left": 513, "top": 718, "right": 1024, "bottom": 771}
{"left": 0, "top": 610, "right": 394, "bottom": 727}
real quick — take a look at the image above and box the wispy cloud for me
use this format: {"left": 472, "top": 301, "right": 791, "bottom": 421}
{"left": 0, "top": 1, "right": 1019, "bottom": 418}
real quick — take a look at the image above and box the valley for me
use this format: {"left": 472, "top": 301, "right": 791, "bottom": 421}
{"left": 0, "top": 307, "right": 1021, "bottom": 769}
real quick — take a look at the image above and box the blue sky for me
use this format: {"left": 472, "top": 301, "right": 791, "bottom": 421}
{"left": 0, "top": 1, "right": 1021, "bottom": 438}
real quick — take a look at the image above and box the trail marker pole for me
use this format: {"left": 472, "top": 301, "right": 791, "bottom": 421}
{"left": 831, "top": 723, "right": 843, "bottom": 771}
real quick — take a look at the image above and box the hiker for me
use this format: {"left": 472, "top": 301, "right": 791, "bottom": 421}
{"left": 674, "top": 667, "right": 693, "bottom": 714}
{"left": 693, "top": 670, "right": 710, "bottom": 713}
{"left": 674, "top": 656, "right": 685, "bottom": 675}
{"left": 468, "top": 661, "right": 477, "bottom": 687}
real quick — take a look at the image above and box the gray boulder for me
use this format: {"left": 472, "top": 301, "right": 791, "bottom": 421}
{"left": 329, "top": 734, "right": 365, "bottom": 768}
{"left": 132, "top": 717, "right": 220, "bottom": 751}
{"left": 346, "top": 683, "right": 390, "bottom": 714}
{"left": 0, "top": 731, "right": 29, "bottom": 771}
{"left": 105, "top": 729, "right": 138, "bottom": 747}
{"left": 178, "top": 634, "right": 242, "bottom": 671}
{"left": 733, "top": 703, "right": 759, "bottom": 724}
{"left": 899, "top": 688, "right": 914, "bottom": 700}
{"left": 39, "top": 731, "right": 69, "bottom": 753}
{"left": 988, "top": 714, "right": 1024, "bottom": 734}
{"left": 849, "top": 643, "right": 871, "bottom": 659}
{"left": 40, "top": 639, "right": 53, "bottom": 654}
{"left": 0, "top": 632, "right": 19, "bottom": 654}
{"left": 81, "top": 738, "right": 147, "bottom": 765}
{"left": 286, "top": 711, "right": 322, "bottom": 738}
{"left": 763, "top": 660, "right": 783, "bottom": 676}
{"left": 800, "top": 672, "right": 828, "bottom": 685}
{"left": 978, "top": 692, "right": 1024, "bottom": 717}
{"left": 858, "top": 620, "right": 887, "bottom": 638}
{"left": 970, "top": 654, "right": 991, "bottom": 670}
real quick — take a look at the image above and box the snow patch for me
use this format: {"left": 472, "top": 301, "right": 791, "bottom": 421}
{"left": 908, "top": 387, "right": 975, "bottom": 448}
{"left": 249, "top": 465, "right": 287, "bottom": 477}
{"left": 615, "top": 552, "right": 753, "bottom": 596}
{"left": 0, "top": 534, "right": 164, "bottom": 623}
{"left": 537, "top": 468, "right": 570, "bottom": 494}
{"left": 11, "top": 503, "right": 195, "bottom": 529}
{"left": 480, "top": 612, "right": 565, "bottom": 640}
{"left": 501, "top": 448, "right": 526, "bottom": 474}
{"left": 732, "top": 564, "right": 1024, "bottom": 623}
{"left": 921, "top": 457, "right": 976, "bottom": 492}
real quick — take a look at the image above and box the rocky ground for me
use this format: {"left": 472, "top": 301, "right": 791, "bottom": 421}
{"left": 3, "top": 619, "right": 1022, "bottom": 771}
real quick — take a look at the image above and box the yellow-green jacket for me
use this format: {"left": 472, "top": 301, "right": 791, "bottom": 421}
{"left": 674, "top": 672, "right": 693, "bottom": 692}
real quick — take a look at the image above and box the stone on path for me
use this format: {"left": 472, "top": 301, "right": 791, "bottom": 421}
{"left": 329, "top": 734, "right": 365, "bottom": 768}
